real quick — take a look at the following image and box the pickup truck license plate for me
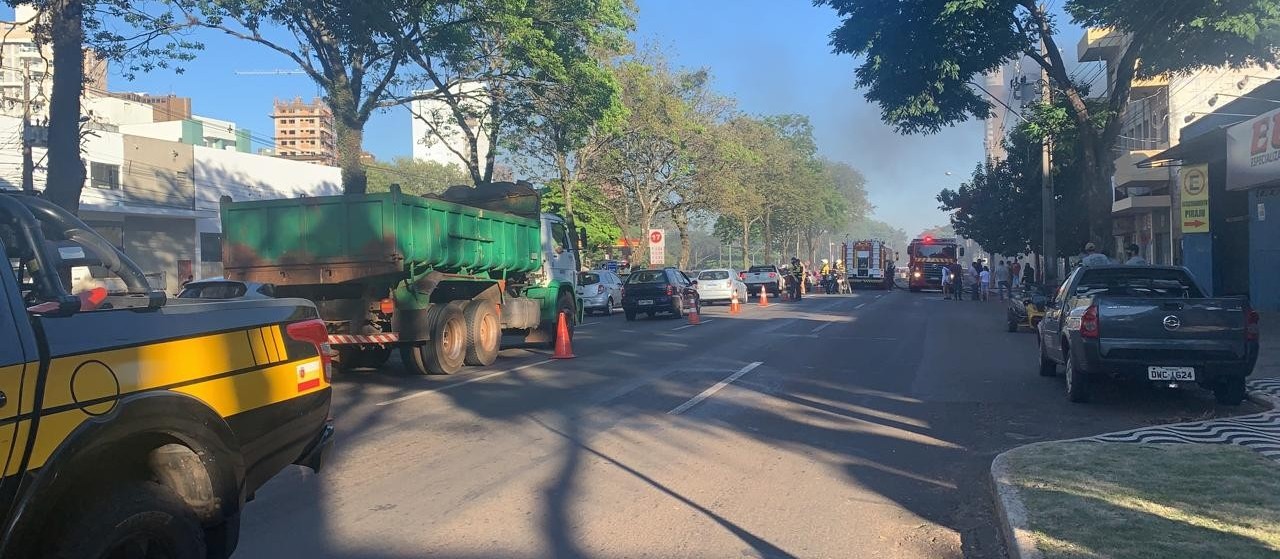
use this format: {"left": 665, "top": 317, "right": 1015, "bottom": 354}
{"left": 1148, "top": 366, "right": 1195, "bottom": 381}
{"left": 638, "top": 299, "right": 654, "bottom": 306}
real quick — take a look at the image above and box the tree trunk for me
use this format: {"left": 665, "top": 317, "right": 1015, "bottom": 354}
{"left": 334, "top": 115, "right": 368, "bottom": 194}
{"left": 44, "top": 0, "right": 86, "bottom": 214}
{"left": 673, "top": 207, "right": 691, "bottom": 269}
{"left": 555, "top": 153, "right": 581, "bottom": 270}
{"left": 1078, "top": 131, "right": 1114, "bottom": 256}
{"left": 762, "top": 208, "right": 773, "bottom": 264}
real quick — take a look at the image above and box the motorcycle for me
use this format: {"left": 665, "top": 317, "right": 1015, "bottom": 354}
{"left": 1007, "top": 284, "right": 1050, "bottom": 333}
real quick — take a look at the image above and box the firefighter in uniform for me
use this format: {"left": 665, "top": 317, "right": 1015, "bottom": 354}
{"left": 790, "top": 257, "right": 805, "bottom": 301}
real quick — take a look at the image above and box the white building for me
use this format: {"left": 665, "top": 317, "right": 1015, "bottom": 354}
{"left": 409, "top": 81, "right": 492, "bottom": 167}
{"left": 0, "top": 6, "right": 109, "bottom": 119}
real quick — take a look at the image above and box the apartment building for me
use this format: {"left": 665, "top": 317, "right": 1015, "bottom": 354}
{"left": 1077, "top": 27, "right": 1280, "bottom": 266}
{"left": 410, "top": 81, "right": 492, "bottom": 167}
{"left": 271, "top": 97, "right": 336, "bottom": 165}
{"left": 0, "top": 5, "right": 108, "bottom": 119}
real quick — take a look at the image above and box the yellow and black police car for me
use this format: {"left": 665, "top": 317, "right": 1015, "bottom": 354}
{"left": 0, "top": 193, "right": 334, "bottom": 558}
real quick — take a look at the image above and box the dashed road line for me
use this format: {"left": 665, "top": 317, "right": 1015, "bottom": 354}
{"left": 810, "top": 322, "right": 834, "bottom": 334}
{"left": 668, "top": 361, "right": 764, "bottom": 415}
{"left": 672, "top": 319, "right": 715, "bottom": 331}
{"left": 376, "top": 359, "right": 553, "bottom": 406}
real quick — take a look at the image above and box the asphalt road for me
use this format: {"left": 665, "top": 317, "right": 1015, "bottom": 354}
{"left": 234, "top": 289, "right": 1261, "bottom": 559}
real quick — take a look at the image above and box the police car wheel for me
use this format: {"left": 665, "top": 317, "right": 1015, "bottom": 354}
{"left": 49, "top": 480, "right": 206, "bottom": 559}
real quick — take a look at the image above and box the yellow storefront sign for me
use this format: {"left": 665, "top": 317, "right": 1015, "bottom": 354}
{"left": 1180, "top": 163, "right": 1209, "bottom": 233}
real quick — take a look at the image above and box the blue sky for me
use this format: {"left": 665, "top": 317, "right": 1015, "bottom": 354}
{"left": 12, "top": 2, "right": 1088, "bottom": 237}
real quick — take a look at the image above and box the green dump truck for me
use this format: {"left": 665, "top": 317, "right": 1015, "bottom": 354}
{"left": 219, "top": 182, "right": 580, "bottom": 375}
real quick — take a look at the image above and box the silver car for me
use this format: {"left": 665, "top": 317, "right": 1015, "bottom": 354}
{"left": 176, "top": 277, "right": 276, "bottom": 300}
{"left": 577, "top": 269, "right": 624, "bottom": 316}
{"left": 696, "top": 268, "right": 748, "bottom": 305}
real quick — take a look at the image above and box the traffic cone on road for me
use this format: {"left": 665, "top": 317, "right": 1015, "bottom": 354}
{"left": 687, "top": 304, "right": 701, "bottom": 325}
{"left": 729, "top": 290, "right": 741, "bottom": 315}
{"left": 551, "top": 311, "right": 575, "bottom": 359}
{"left": 759, "top": 289, "right": 770, "bottom": 308}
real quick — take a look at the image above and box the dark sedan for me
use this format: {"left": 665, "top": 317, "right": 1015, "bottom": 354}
{"left": 622, "top": 268, "right": 701, "bottom": 321}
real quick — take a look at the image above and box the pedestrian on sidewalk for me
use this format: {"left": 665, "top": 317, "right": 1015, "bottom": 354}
{"left": 1010, "top": 260, "right": 1022, "bottom": 288}
{"left": 1080, "top": 242, "right": 1110, "bottom": 267}
{"left": 979, "top": 266, "right": 991, "bottom": 301}
{"left": 941, "top": 265, "right": 953, "bottom": 299}
{"left": 1022, "top": 262, "right": 1036, "bottom": 287}
{"left": 995, "top": 260, "right": 1012, "bottom": 301}
{"left": 1124, "top": 243, "right": 1148, "bottom": 265}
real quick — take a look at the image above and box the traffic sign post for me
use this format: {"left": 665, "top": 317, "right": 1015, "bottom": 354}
{"left": 1180, "top": 164, "right": 1210, "bottom": 234}
{"left": 648, "top": 229, "right": 665, "bottom": 265}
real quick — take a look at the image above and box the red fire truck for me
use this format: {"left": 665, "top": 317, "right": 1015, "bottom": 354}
{"left": 907, "top": 236, "right": 962, "bottom": 292}
{"left": 843, "top": 239, "right": 894, "bottom": 289}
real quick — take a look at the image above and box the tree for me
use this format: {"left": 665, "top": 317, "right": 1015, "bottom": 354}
{"left": 365, "top": 156, "right": 470, "bottom": 196}
{"left": 704, "top": 116, "right": 768, "bottom": 269}
{"left": 183, "top": 0, "right": 450, "bottom": 194}
{"left": 820, "top": 0, "right": 1280, "bottom": 248}
{"left": 539, "top": 179, "right": 621, "bottom": 264}
{"left": 399, "top": 0, "right": 632, "bottom": 188}
{"left": 8, "top": 0, "right": 199, "bottom": 213}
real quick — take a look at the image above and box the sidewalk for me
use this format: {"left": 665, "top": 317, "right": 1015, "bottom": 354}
{"left": 991, "top": 312, "right": 1280, "bottom": 559}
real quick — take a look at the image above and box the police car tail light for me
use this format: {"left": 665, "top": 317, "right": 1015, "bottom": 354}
{"left": 1246, "top": 307, "right": 1260, "bottom": 341}
{"left": 288, "top": 319, "right": 333, "bottom": 381}
{"left": 1080, "top": 305, "right": 1100, "bottom": 339}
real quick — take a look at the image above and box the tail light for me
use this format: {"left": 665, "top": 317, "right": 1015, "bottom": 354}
{"left": 1080, "top": 305, "right": 1099, "bottom": 339}
{"left": 768, "top": 272, "right": 776, "bottom": 279}
{"left": 287, "top": 318, "right": 333, "bottom": 382}
{"left": 739, "top": 272, "right": 746, "bottom": 280}
{"left": 597, "top": 284, "right": 605, "bottom": 295}
{"left": 379, "top": 297, "right": 395, "bottom": 315}
{"left": 1246, "top": 306, "right": 1260, "bottom": 341}
{"left": 665, "top": 284, "right": 674, "bottom": 296}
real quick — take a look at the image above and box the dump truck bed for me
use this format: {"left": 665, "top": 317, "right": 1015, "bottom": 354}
{"left": 221, "top": 189, "right": 542, "bottom": 285}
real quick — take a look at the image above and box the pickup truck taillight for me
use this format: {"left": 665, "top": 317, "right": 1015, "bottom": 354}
{"left": 1246, "top": 307, "right": 1260, "bottom": 341}
{"left": 1080, "top": 305, "right": 1099, "bottom": 339}
{"left": 288, "top": 319, "right": 333, "bottom": 382}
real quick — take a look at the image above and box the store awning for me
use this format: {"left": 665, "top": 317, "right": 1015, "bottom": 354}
{"left": 1138, "top": 127, "right": 1228, "bottom": 168}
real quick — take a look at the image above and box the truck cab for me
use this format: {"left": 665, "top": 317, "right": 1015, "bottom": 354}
{"left": 0, "top": 192, "right": 333, "bottom": 558}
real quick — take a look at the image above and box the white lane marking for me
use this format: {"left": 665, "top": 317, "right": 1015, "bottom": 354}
{"left": 672, "top": 319, "right": 714, "bottom": 331}
{"left": 376, "top": 359, "right": 553, "bottom": 406}
{"left": 810, "top": 322, "right": 834, "bottom": 334}
{"left": 668, "top": 361, "right": 764, "bottom": 415}
{"left": 855, "top": 303, "right": 866, "bottom": 309}
{"left": 578, "top": 322, "right": 600, "bottom": 327}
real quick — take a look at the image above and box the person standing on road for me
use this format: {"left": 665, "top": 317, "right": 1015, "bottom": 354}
{"left": 1124, "top": 243, "right": 1148, "bottom": 265}
{"left": 790, "top": 257, "right": 805, "bottom": 301}
{"left": 941, "top": 264, "right": 953, "bottom": 299}
{"left": 1022, "top": 262, "right": 1036, "bottom": 286}
{"left": 994, "top": 260, "right": 1011, "bottom": 301}
{"left": 1010, "top": 260, "right": 1022, "bottom": 289}
{"left": 979, "top": 266, "right": 991, "bottom": 301}
{"left": 949, "top": 262, "right": 965, "bottom": 302}
{"left": 1080, "top": 242, "right": 1111, "bottom": 267}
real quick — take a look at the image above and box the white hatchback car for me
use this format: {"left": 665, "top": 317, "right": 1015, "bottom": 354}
{"left": 695, "top": 268, "right": 747, "bottom": 305}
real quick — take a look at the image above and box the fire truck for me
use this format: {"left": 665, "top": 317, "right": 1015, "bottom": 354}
{"left": 907, "top": 236, "right": 963, "bottom": 292}
{"left": 843, "top": 239, "right": 895, "bottom": 289}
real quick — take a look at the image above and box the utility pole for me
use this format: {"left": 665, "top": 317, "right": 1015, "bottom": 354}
{"left": 1040, "top": 31, "right": 1057, "bottom": 285}
{"left": 21, "top": 59, "right": 34, "bottom": 193}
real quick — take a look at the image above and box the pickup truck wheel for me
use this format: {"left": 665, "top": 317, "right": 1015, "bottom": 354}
{"left": 423, "top": 303, "right": 467, "bottom": 374}
{"left": 1214, "top": 378, "right": 1247, "bottom": 406}
{"left": 1065, "top": 350, "right": 1090, "bottom": 403}
{"left": 463, "top": 300, "right": 500, "bottom": 367}
{"left": 49, "top": 480, "right": 205, "bottom": 559}
{"left": 1037, "top": 341, "right": 1057, "bottom": 377}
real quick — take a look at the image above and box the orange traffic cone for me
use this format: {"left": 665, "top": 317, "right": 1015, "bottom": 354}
{"left": 687, "top": 304, "right": 701, "bottom": 325}
{"left": 551, "top": 311, "right": 575, "bottom": 359}
{"left": 759, "top": 289, "right": 770, "bottom": 307}
{"left": 729, "top": 290, "right": 741, "bottom": 315}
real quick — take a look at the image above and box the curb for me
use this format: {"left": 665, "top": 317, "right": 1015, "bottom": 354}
{"left": 989, "top": 450, "right": 1043, "bottom": 559}
{"left": 990, "top": 384, "right": 1276, "bottom": 559}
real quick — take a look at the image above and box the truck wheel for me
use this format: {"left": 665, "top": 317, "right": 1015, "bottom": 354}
{"left": 1214, "top": 377, "right": 1247, "bottom": 406}
{"left": 1037, "top": 340, "right": 1057, "bottom": 377}
{"left": 423, "top": 303, "right": 467, "bottom": 374}
{"left": 463, "top": 300, "right": 501, "bottom": 367}
{"left": 48, "top": 480, "right": 206, "bottom": 559}
{"left": 1065, "top": 350, "right": 1090, "bottom": 403}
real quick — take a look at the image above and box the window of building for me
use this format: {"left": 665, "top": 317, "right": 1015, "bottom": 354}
{"left": 200, "top": 233, "right": 223, "bottom": 263}
{"left": 90, "top": 162, "right": 120, "bottom": 189}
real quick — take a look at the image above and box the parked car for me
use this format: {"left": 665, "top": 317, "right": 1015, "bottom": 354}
{"left": 1037, "top": 265, "right": 1260, "bottom": 404}
{"left": 622, "top": 268, "right": 701, "bottom": 321}
{"left": 177, "top": 277, "right": 276, "bottom": 300}
{"left": 742, "top": 265, "right": 785, "bottom": 297}
{"left": 577, "top": 269, "right": 624, "bottom": 316}
{"left": 697, "top": 268, "right": 747, "bottom": 304}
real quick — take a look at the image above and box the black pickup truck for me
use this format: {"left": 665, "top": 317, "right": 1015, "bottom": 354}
{"left": 1037, "top": 265, "right": 1259, "bottom": 404}
{"left": 0, "top": 192, "right": 334, "bottom": 558}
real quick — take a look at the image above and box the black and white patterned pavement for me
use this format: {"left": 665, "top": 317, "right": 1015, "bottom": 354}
{"left": 1085, "top": 378, "right": 1280, "bottom": 462}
